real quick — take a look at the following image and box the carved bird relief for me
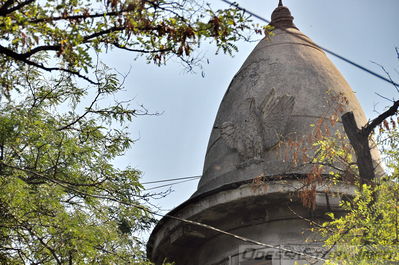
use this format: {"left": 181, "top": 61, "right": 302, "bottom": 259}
{"left": 220, "top": 88, "right": 295, "bottom": 167}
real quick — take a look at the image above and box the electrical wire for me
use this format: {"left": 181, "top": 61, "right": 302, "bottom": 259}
{"left": 141, "top": 175, "right": 200, "bottom": 185}
{"left": 220, "top": 0, "right": 399, "bottom": 87}
{"left": 144, "top": 178, "right": 198, "bottom": 191}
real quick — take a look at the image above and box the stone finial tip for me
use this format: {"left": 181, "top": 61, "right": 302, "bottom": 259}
{"left": 271, "top": 0, "right": 296, "bottom": 29}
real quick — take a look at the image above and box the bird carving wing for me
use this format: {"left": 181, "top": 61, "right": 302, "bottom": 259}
{"left": 220, "top": 98, "right": 265, "bottom": 160}
{"left": 220, "top": 121, "right": 238, "bottom": 151}
{"left": 260, "top": 89, "right": 295, "bottom": 149}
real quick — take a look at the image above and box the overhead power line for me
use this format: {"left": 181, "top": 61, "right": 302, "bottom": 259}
{"left": 220, "top": 0, "right": 399, "bottom": 87}
{"left": 141, "top": 175, "right": 200, "bottom": 185}
{"left": 144, "top": 178, "right": 198, "bottom": 191}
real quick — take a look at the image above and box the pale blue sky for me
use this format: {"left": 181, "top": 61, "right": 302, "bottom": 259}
{"left": 104, "top": 0, "right": 399, "bottom": 212}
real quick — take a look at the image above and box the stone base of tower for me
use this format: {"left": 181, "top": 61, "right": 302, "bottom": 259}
{"left": 147, "top": 179, "right": 354, "bottom": 265}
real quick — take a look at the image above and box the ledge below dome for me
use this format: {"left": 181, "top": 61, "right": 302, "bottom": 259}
{"left": 147, "top": 180, "right": 354, "bottom": 265}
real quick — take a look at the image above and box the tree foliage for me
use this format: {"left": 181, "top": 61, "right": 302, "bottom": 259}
{"left": 320, "top": 127, "right": 399, "bottom": 264}
{"left": 314, "top": 53, "right": 399, "bottom": 264}
{"left": 0, "top": 63, "right": 157, "bottom": 264}
{"left": 0, "top": 0, "right": 250, "bottom": 92}
{"left": 310, "top": 106, "right": 399, "bottom": 264}
{"left": 0, "top": 0, "right": 252, "bottom": 263}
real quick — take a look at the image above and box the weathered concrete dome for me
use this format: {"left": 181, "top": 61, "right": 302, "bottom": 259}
{"left": 193, "top": 5, "right": 369, "bottom": 197}
{"left": 147, "top": 3, "right": 381, "bottom": 265}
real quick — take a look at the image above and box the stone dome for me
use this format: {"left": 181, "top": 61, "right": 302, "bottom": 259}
{"left": 193, "top": 4, "right": 372, "bottom": 197}
{"left": 147, "top": 4, "right": 382, "bottom": 264}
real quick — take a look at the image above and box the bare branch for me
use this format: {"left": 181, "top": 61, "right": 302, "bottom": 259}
{"left": 375, "top": 92, "right": 395, "bottom": 103}
{"left": 363, "top": 100, "right": 399, "bottom": 135}
{"left": 371, "top": 61, "right": 399, "bottom": 93}
{"left": 112, "top": 42, "right": 172, "bottom": 54}
{"left": 57, "top": 88, "right": 102, "bottom": 131}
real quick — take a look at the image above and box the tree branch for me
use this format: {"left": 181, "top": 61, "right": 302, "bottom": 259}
{"left": 341, "top": 94, "right": 398, "bottom": 182}
{"left": 22, "top": 45, "right": 61, "bottom": 58}
{"left": 0, "top": 0, "right": 15, "bottom": 16}
{"left": 30, "top": 10, "right": 128, "bottom": 24}
{"left": 363, "top": 100, "right": 399, "bottom": 135}
{"left": 342, "top": 112, "right": 376, "bottom": 182}
{"left": 371, "top": 61, "right": 399, "bottom": 93}
{"left": 83, "top": 26, "right": 125, "bottom": 42}
{"left": 4, "top": 0, "right": 35, "bottom": 15}
{"left": 112, "top": 42, "right": 172, "bottom": 53}
{"left": 0, "top": 44, "right": 98, "bottom": 84}
{"left": 23, "top": 225, "right": 62, "bottom": 265}
{"left": 57, "top": 88, "right": 102, "bottom": 131}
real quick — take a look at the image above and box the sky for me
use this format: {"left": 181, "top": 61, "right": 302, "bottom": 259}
{"left": 104, "top": 0, "right": 399, "bottom": 213}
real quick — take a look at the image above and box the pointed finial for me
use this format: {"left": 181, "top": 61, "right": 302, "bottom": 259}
{"left": 271, "top": 0, "right": 297, "bottom": 29}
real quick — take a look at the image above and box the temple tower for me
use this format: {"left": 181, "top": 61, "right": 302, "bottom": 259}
{"left": 147, "top": 3, "right": 380, "bottom": 265}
